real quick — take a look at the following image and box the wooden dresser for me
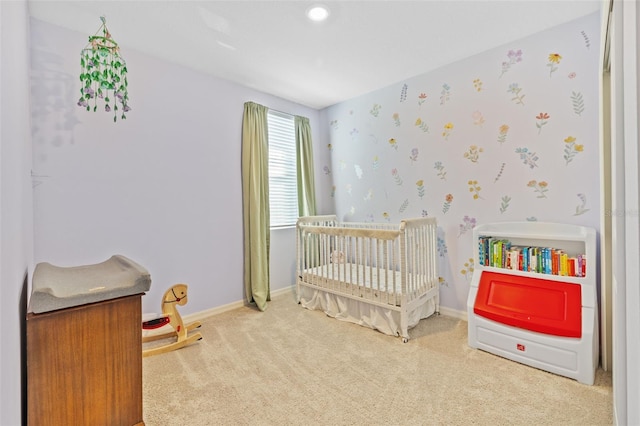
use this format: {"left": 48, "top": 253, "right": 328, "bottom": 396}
{"left": 27, "top": 294, "right": 145, "bottom": 426}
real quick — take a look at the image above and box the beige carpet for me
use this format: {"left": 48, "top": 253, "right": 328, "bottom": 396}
{"left": 142, "top": 290, "right": 612, "bottom": 426}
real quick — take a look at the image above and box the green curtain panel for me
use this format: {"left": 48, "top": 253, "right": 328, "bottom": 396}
{"left": 295, "top": 115, "right": 317, "bottom": 217}
{"left": 241, "top": 101, "right": 270, "bottom": 311}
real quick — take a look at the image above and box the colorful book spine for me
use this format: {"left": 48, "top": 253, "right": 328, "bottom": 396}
{"left": 476, "top": 236, "right": 586, "bottom": 277}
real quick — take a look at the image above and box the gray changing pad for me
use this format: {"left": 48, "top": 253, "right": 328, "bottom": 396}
{"left": 30, "top": 255, "right": 152, "bottom": 314}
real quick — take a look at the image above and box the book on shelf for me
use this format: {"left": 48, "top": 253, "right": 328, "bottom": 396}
{"left": 477, "top": 236, "right": 586, "bottom": 278}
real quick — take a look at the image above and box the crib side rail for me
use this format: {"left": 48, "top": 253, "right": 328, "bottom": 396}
{"left": 297, "top": 222, "right": 404, "bottom": 305}
{"left": 399, "top": 217, "right": 439, "bottom": 302}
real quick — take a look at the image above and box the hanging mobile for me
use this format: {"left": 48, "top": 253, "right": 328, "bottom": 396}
{"left": 77, "top": 16, "right": 131, "bottom": 122}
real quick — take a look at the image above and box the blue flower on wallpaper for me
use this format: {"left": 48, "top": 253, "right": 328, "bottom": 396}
{"left": 330, "top": 119, "right": 339, "bottom": 130}
{"left": 515, "top": 147, "right": 539, "bottom": 169}
{"left": 437, "top": 236, "right": 448, "bottom": 257}
{"left": 421, "top": 209, "right": 429, "bottom": 217}
{"left": 434, "top": 161, "right": 447, "bottom": 180}
{"left": 507, "top": 83, "right": 526, "bottom": 105}
{"left": 440, "top": 84, "right": 451, "bottom": 105}
{"left": 323, "top": 165, "right": 331, "bottom": 175}
{"left": 350, "top": 128, "right": 359, "bottom": 140}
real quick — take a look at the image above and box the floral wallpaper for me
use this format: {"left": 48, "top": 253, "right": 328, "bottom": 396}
{"left": 322, "top": 13, "right": 601, "bottom": 312}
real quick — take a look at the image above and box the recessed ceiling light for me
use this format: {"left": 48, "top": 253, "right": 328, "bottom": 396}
{"left": 306, "top": 4, "right": 330, "bottom": 22}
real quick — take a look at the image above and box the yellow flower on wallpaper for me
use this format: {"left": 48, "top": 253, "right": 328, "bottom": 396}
{"left": 442, "top": 122, "right": 454, "bottom": 140}
{"left": 564, "top": 135, "right": 584, "bottom": 164}
{"left": 442, "top": 193, "right": 454, "bottom": 213}
{"left": 467, "top": 180, "right": 483, "bottom": 199}
{"left": 463, "top": 145, "right": 484, "bottom": 163}
{"left": 548, "top": 53, "right": 562, "bottom": 63}
{"left": 388, "top": 138, "right": 398, "bottom": 150}
{"left": 497, "top": 124, "right": 509, "bottom": 144}
{"left": 416, "top": 180, "right": 425, "bottom": 198}
{"left": 527, "top": 180, "right": 549, "bottom": 198}
{"left": 547, "top": 53, "right": 562, "bottom": 77}
{"left": 415, "top": 118, "right": 429, "bottom": 132}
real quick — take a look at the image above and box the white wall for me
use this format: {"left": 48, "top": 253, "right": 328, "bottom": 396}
{"left": 29, "top": 18, "right": 329, "bottom": 316}
{"left": 0, "top": 1, "right": 34, "bottom": 425}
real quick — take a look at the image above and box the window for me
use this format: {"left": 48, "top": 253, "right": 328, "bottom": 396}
{"left": 267, "top": 110, "right": 298, "bottom": 228}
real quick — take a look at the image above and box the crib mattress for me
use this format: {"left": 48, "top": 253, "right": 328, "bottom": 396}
{"left": 29, "top": 255, "right": 151, "bottom": 314}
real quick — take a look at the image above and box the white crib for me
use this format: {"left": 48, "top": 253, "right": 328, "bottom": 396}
{"left": 296, "top": 215, "right": 439, "bottom": 342}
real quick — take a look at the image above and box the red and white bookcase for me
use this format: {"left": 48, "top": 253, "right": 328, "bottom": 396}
{"left": 467, "top": 222, "right": 599, "bottom": 385}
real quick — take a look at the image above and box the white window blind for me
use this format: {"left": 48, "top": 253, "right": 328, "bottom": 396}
{"left": 267, "top": 110, "right": 298, "bottom": 228}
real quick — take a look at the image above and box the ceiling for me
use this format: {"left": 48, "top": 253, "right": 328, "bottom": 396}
{"left": 27, "top": 0, "right": 601, "bottom": 110}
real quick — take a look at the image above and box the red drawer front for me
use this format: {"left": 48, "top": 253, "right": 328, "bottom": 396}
{"left": 473, "top": 271, "right": 582, "bottom": 338}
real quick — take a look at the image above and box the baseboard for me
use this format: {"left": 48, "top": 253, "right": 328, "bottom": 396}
{"left": 181, "top": 286, "right": 468, "bottom": 324}
{"left": 438, "top": 305, "right": 468, "bottom": 322}
{"left": 181, "top": 285, "right": 296, "bottom": 324}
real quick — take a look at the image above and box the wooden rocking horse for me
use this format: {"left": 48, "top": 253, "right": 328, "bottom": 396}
{"left": 142, "top": 283, "right": 203, "bottom": 357}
